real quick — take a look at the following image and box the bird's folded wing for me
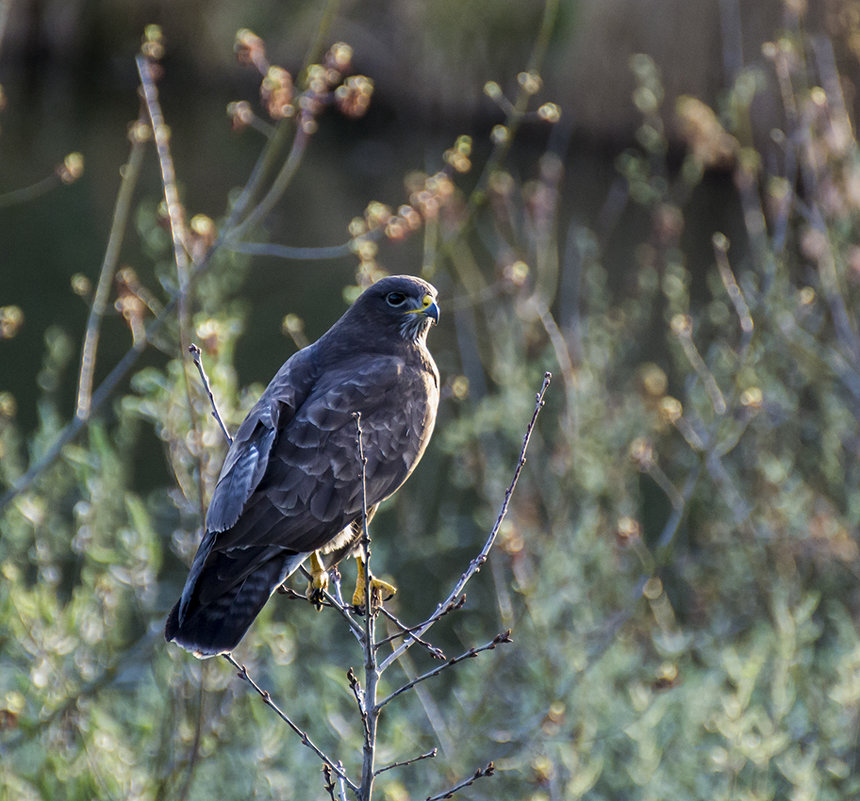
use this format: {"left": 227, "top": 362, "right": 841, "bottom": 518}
{"left": 205, "top": 346, "right": 318, "bottom": 532}
{"left": 210, "top": 355, "right": 420, "bottom": 554}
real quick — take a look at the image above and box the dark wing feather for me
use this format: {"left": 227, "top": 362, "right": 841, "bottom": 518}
{"left": 211, "top": 352, "right": 436, "bottom": 555}
{"left": 206, "top": 346, "right": 318, "bottom": 532}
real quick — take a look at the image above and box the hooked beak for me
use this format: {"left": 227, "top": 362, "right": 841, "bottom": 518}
{"left": 423, "top": 298, "right": 440, "bottom": 325}
{"left": 405, "top": 294, "right": 440, "bottom": 325}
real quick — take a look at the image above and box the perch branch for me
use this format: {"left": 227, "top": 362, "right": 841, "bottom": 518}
{"left": 354, "top": 411, "right": 380, "bottom": 801}
{"left": 380, "top": 371, "right": 551, "bottom": 672}
{"left": 375, "top": 631, "right": 512, "bottom": 711}
{"left": 222, "top": 653, "right": 359, "bottom": 793}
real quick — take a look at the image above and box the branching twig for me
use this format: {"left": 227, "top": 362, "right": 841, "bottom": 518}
{"left": 347, "top": 667, "right": 370, "bottom": 738}
{"left": 380, "top": 372, "right": 551, "bottom": 672}
{"left": 222, "top": 653, "right": 359, "bottom": 793}
{"left": 322, "top": 761, "right": 350, "bottom": 801}
{"left": 425, "top": 762, "right": 496, "bottom": 801}
{"left": 375, "top": 749, "right": 437, "bottom": 777}
{"left": 376, "top": 607, "right": 446, "bottom": 660}
{"left": 223, "top": 0, "right": 339, "bottom": 239}
{"left": 376, "top": 631, "right": 512, "bottom": 711}
{"left": 322, "top": 764, "right": 337, "bottom": 801}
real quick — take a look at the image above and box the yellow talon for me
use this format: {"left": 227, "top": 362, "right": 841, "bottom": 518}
{"left": 352, "top": 554, "right": 397, "bottom": 613}
{"left": 306, "top": 551, "right": 329, "bottom": 610}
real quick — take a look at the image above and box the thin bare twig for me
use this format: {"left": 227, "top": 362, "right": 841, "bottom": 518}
{"left": 380, "top": 372, "right": 551, "bottom": 672}
{"left": 377, "top": 607, "right": 446, "bottom": 660}
{"left": 0, "top": 170, "right": 70, "bottom": 208}
{"left": 425, "top": 762, "right": 496, "bottom": 801}
{"left": 226, "top": 229, "right": 382, "bottom": 262}
{"left": 354, "top": 411, "right": 380, "bottom": 801}
{"left": 712, "top": 233, "right": 753, "bottom": 335}
{"left": 322, "top": 764, "right": 337, "bottom": 801}
{"left": 672, "top": 320, "right": 727, "bottom": 416}
{"left": 222, "top": 653, "right": 359, "bottom": 793}
{"left": 375, "top": 749, "right": 437, "bottom": 777}
{"left": 188, "top": 344, "right": 234, "bottom": 444}
{"left": 227, "top": 123, "right": 311, "bottom": 242}
{"left": 376, "top": 631, "right": 512, "bottom": 711}
{"left": 347, "top": 667, "right": 370, "bottom": 739}
{"left": 136, "top": 56, "right": 192, "bottom": 281}
{"left": 76, "top": 121, "right": 148, "bottom": 420}
{"left": 136, "top": 53, "right": 207, "bottom": 526}
{"left": 136, "top": 55, "right": 195, "bottom": 364}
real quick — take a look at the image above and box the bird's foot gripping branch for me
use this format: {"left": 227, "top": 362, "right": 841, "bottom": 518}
{"left": 350, "top": 554, "right": 397, "bottom": 615}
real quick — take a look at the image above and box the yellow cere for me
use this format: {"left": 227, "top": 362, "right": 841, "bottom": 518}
{"left": 404, "top": 294, "right": 434, "bottom": 314}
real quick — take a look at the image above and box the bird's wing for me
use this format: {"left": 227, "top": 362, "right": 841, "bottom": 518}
{"left": 205, "top": 346, "right": 318, "bottom": 533}
{"left": 211, "top": 352, "right": 434, "bottom": 555}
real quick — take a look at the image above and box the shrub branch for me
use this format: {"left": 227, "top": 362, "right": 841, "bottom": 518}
{"left": 424, "top": 762, "right": 496, "bottom": 801}
{"left": 379, "top": 370, "right": 552, "bottom": 672}
{"left": 222, "top": 653, "right": 359, "bottom": 794}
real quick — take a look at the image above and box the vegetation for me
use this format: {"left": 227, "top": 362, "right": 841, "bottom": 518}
{"left": 2, "top": 2, "right": 860, "bottom": 799}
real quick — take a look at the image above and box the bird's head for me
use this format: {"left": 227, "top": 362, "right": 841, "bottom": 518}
{"left": 352, "top": 275, "right": 440, "bottom": 344}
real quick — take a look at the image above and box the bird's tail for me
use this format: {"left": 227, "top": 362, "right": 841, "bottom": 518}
{"left": 165, "top": 550, "right": 307, "bottom": 657}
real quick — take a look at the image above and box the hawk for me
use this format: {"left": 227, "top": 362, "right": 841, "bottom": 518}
{"left": 165, "top": 275, "right": 440, "bottom": 657}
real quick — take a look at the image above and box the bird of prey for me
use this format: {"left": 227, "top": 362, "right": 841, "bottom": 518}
{"left": 165, "top": 275, "right": 440, "bottom": 657}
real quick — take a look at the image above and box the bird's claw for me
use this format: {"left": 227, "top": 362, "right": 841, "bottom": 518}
{"left": 306, "top": 552, "right": 329, "bottom": 611}
{"left": 352, "top": 575, "right": 397, "bottom": 615}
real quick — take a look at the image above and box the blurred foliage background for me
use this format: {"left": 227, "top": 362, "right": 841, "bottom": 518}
{"left": 3, "top": 0, "right": 860, "bottom": 799}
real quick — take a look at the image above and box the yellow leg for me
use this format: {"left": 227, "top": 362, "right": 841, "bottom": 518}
{"left": 306, "top": 551, "right": 329, "bottom": 610}
{"left": 352, "top": 554, "right": 397, "bottom": 613}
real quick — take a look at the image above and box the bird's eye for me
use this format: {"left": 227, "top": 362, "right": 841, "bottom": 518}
{"left": 385, "top": 292, "right": 407, "bottom": 307}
